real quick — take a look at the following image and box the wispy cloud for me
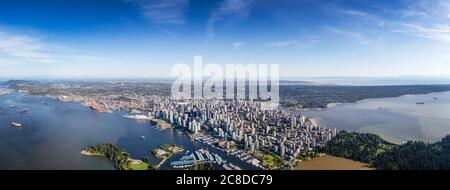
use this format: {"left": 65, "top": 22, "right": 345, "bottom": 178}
{"left": 399, "top": 9, "right": 429, "bottom": 18}
{"left": 0, "top": 30, "right": 114, "bottom": 65}
{"left": 129, "top": 0, "right": 189, "bottom": 25}
{"left": 265, "top": 35, "right": 320, "bottom": 48}
{"left": 231, "top": 41, "right": 244, "bottom": 49}
{"left": 395, "top": 23, "right": 450, "bottom": 43}
{"left": 206, "top": 0, "right": 254, "bottom": 38}
{"left": 0, "top": 30, "right": 52, "bottom": 64}
{"left": 153, "top": 25, "right": 178, "bottom": 37}
{"left": 305, "top": 35, "right": 320, "bottom": 43}
{"left": 325, "top": 4, "right": 382, "bottom": 23}
{"left": 266, "top": 40, "right": 298, "bottom": 47}
{"left": 389, "top": 0, "right": 450, "bottom": 21}
{"left": 326, "top": 26, "right": 370, "bottom": 44}
{"left": 338, "top": 9, "right": 375, "bottom": 19}
{"left": 438, "top": 0, "right": 450, "bottom": 18}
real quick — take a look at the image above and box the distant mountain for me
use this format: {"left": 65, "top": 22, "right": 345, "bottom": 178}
{"left": 278, "top": 80, "right": 318, "bottom": 85}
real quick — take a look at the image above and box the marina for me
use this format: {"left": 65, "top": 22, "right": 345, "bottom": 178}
{"left": 192, "top": 134, "right": 265, "bottom": 169}
{"left": 170, "top": 149, "right": 241, "bottom": 170}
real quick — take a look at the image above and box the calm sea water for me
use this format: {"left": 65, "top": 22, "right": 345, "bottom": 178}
{"left": 0, "top": 90, "right": 257, "bottom": 170}
{"left": 297, "top": 91, "right": 450, "bottom": 144}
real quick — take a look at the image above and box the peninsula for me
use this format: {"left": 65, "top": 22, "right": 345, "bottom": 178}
{"left": 81, "top": 143, "right": 150, "bottom": 170}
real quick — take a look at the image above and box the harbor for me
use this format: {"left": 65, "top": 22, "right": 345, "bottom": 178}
{"left": 0, "top": 90, "right": 259, "bottom": 170}
{"left": 170, "top": 149, "right": 242, "bottom": 170}
{"left": 192, "top": 134, "right": 266, "bottom": 169}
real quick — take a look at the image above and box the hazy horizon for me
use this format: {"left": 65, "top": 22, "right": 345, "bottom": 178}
{"left": 2, "top": 75, "right": 450, "bottom": 86}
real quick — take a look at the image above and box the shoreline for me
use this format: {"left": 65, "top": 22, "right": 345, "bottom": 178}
{"left": 6, "top": 84, "right": 450, "bottom": 170}
{"left": 6, "top": 84, "right": 450, "bottom": 116}
{"left": 152, "top": 145, "right": 184, "bottom": 169}
{"left": 2, "top": 87, "right": 390, "bottom": 169}
{"left": 326, "top": 90, "right": 450, "bottom": 108}
{"left": 81, "top": 147, "right": 149, "bottom": 170}
{"left": 150, "top": 119, "right": 174, "bottom": 129}
{"left": 287, "top": 90, "right": 450, "bottom": 111}
{"left": 80, "top": 150, "right": 105, "bottom": 157}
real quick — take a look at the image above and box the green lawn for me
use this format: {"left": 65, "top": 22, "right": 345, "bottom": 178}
{"left": 251, "top": 150, "right": 285, "bottom": 170}
{"left": 262, "top": 154, "right": 279, "bottom": 169}
{"left": 127, "top": 162, "right": 149, "bottom": 170}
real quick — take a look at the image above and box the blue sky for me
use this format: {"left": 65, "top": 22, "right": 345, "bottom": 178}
{"left": 0, "top": 0, "right": 449, "bottom": 78}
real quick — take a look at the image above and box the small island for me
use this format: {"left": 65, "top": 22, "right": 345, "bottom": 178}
{"left": 81, "top": 143, "right": 151, "bottom": 170}
{"left": 152, "top": 144, "right": 184, "bottom": 169}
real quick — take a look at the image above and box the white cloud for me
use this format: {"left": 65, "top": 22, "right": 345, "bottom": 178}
{"left": 231, "top": 41, "right": 244, "bottom": 49}
{"left": 395, "top": 0, "right": 449, "bottom": 20}
{"left": 305, "top": 35, "right": 320, "bottom": 43}
{"left": 130, "top": 0, "right": 189, "bottom": 25}
{"left": 0, "top": 31, "right": 52, "bottom": 64}
{"left": 328, "top": 5, "right": 382, "bottom": 23}
{"left": 395, "top": 23, "right": 450, "bottom": 43}
{"left": 153, "top": 25, "right": 178, "bottom": 37}
{"left": 339, "top": 9, "right": 372, "bottom": 18}
{"left": 207, "top": 0, "right": 253, "bottom": 38}
{"left": 325, "top": 26, "right": 370, "bottom": 44}
{"left": 266, "top": 40, "right": 298, "bottom": 47}
{"left": 399, "top": 9, "right": 429, "bottom": 18}
{"left": 0, "top": 30, "right": 114, "bottom": 65}
{"left": 265, "top": 35, "right": 320, "bottom": 48}
{"left": 439, "top": 0, "right": 450, "bottom": 18}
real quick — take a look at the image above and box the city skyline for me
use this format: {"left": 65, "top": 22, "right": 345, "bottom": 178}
{"left": 1, "top": 0, "right": 450, "bottom": 78}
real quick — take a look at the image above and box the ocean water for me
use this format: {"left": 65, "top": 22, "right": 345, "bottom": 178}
{"left": 298, "top": 91, "right": 450, "bottom": 144}
{"left": 0, "top": 91, "right": 257, "bottom": 170}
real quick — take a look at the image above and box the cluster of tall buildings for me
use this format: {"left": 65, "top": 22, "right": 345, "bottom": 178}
{"left": 148, "top": 98, "right": 338, "bottom": 161}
